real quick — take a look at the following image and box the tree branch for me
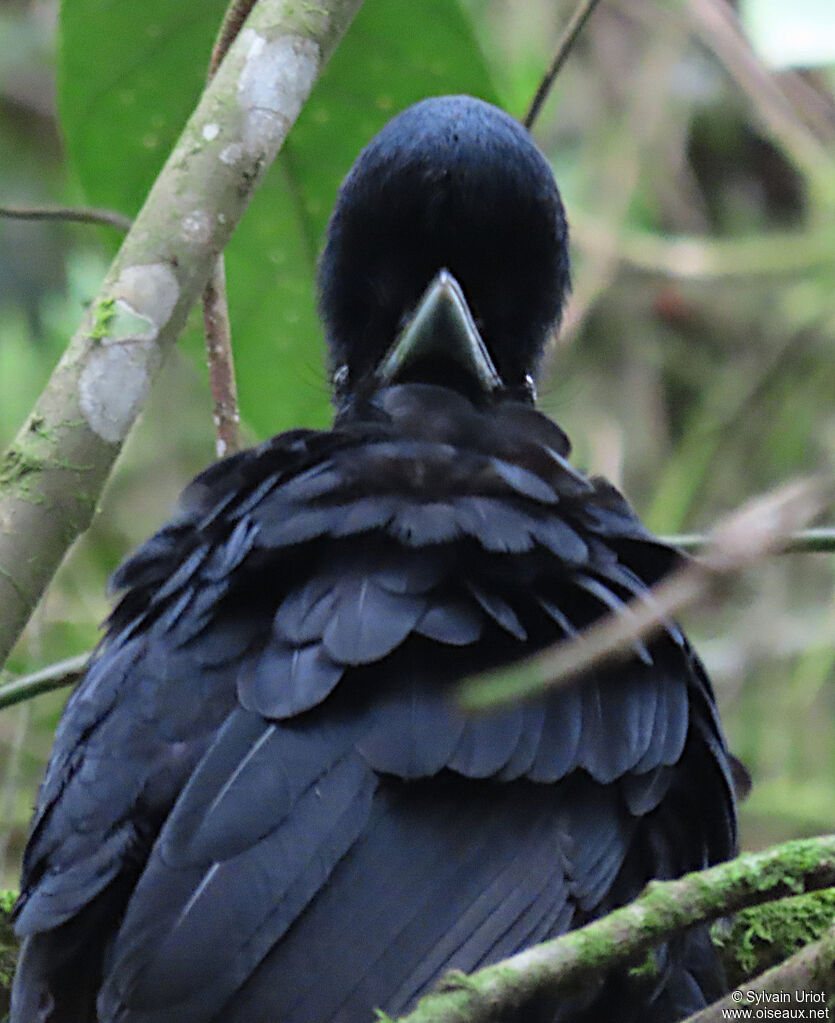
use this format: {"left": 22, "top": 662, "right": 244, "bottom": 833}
{"left": 0, "top": 204, "right": 132, "bottom": 231}
{"left": 667, "top": 526, "right": 835, "bottom": 557}
{"left": 711, "top": 889, "right": 835, "bottom": 990}
{"left": 388, "top": 835, "right": 835, "bottom": 1023}
{"left": 0, "top": 0, "right": 367, "bottom": 668}
{"left": 687, "top": 922, "right": 835, "bottom": 1022}
{"left": 0, "top": 653, "right": 88, "bottom": 711}
{"left": 1, "top": 831, "right": 834, "bottom": 1016}
{"left": 199, "top": 0, "right": 260, "bottom": 460}
{"left": 2, "top": 516, "right": 830, "bottom": 714}
{"left": 209, "top": 0, "right": 260, "bottom": 78}
{"left": 202, "top": 254, "right": 242, "bottom": 457}
{"left": 523, "top": 0, "right": 603, "bottom": 130}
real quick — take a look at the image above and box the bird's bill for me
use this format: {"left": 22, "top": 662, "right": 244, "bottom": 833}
{"left": 376, "top": 270, "right": 503, "bottom": 394}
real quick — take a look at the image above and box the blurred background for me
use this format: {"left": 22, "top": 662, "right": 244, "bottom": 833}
{"left": 0, "top": 0, "right": 833, "bottom": 889}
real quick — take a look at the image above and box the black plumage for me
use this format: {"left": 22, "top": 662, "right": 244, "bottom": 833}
{"left": 11, "top": 95, "right": 736, "bottom": 1023}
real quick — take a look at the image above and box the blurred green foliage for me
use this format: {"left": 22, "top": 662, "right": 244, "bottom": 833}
{"left": 60, "top": 0, "right": 498, "bottom": 436}
{"left": 0, "top": 0, "right": 834, "bottom": 890}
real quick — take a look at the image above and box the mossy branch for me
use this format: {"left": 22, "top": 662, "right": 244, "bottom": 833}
{"left": 2, "top": 841, "right": 835, "bottom": 1016}
{"left": 712, "top": 888, "right": 835, "bottom": 990}
{"left": 0, "top": 0, "right": 366, "bottom": 669}
{"left": 691, "top": 921, "right": 835, "bottom": 1022}
{"left": 387, "top": 835, "right": 835, "bottom": 1023}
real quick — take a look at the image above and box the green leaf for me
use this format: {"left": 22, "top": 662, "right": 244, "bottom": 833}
{"left": 58, "top": 2, "right": 228, "bottom": 215}
{"left": 58, "top": 0, "right": 498, "bottom": 438}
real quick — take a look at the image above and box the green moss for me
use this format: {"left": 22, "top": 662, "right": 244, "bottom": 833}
{"left": 0, "top": 442, "right": 94, "bottom": 503}
{"left": 0, "top": 445, "right": 46, "bottom": 502}
{"left": 628, "top": 948, "right": 661, "bottom": 980}
{"left": 436, "top": 969, "right": 481, "bottom": 994}
{"left": 89, "top": 296, "right": 116, "bottom": 339}
{"left": 745, "top": 839, "right": 824, "bottom": 896}
{"left": 712, "top": 889, "right": 835, "bottom": 986}
{"left": 26, "top": 415, "right": 54, "bottom": 443}
{"left": 686, "top": 838, "right": 832, "bottom": 942}
{"left": 0, "top": 889, "right": 18, "bottom": 1013}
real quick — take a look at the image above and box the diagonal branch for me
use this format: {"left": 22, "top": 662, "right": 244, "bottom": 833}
{"left": 523, "top": 0, "right": 604, "bottom": 130}
{"left": 1, "top": 518, "right": 830, "bottom": 713}
{"left": 459, "top": 476, "right": 831, "bottom": 711}
{"left": 666, "top": 525, "right": 835, "bottom": 556}
{"left": 2, "top": 835, "right": 834, "bottom": 1013}
{"left": 686, "top": 922, "right": 835, "bottom": 1022}
{"left": 209, "top": 0, "right": 261, "bottom": 78}
{"left": 0, "top": 0, "right": 367, "bottom": 669}
{"left": 389, "top": 835, "right": 835, "bottom": 1023}
{"left": 199, "top": 0, "right": 261, "bottom": 460}
{"left": 202, "top": 254, "right": 242, "bottom": 457}
{"left": 0, "top": 654, "right": 89, "bottom": 711}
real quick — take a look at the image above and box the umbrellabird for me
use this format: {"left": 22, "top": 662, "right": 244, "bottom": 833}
{"left": 11, "top": 95, "right": 736, "bottom": 1023}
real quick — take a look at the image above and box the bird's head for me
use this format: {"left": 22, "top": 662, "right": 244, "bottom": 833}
{"left": 318, "top": 95, "right": 570, "bottom": 409}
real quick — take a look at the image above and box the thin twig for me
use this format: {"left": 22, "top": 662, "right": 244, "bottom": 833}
{"left": 667, "top": 526, "right": 835, "bottom": 557}
{"left": 198, "top": 0, "right": 257, "bottom": 459}
{"left": 0, "top": 653, "right": 89, "bottom": 711}
{"left": 459, "top": 477, "right": 831, "bottom": 712}
{"left": 209, "top": 0, "right": 259, "bottom": 78}
{"left": 0, "top": 204, "right": 132, "bottom": 231}
{"left": 523, "top": 0, "right": 604, "bottom": 129}
{"left": 391, "top": 835, "right": 835, "bottom": 1023}
{"left": 203, "top": 255, "right": 242, "bottom": 457}
{"left": 4, "top": 518, "right": 830, "bottom": 714}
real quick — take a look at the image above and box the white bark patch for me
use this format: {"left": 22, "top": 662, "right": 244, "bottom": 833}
{"left": 110, "top": 264, "right": 180, "bottom": 338}
{"left": 181, "top": 209, "right": 213, "bottom": 245}
{"left": 79, "top": 342, "right": 160, "bottom": 444}
{"left": 237, "top": 31, "right": 320, "bottom": 162}
{"left": 79, "top": 263, "right": 179, "bottom": 443}
{"left": 219, "top": 143, "right": 244, "bottom": 166}
{"left": 202, "top": 122, "right": 220, "bottom": 141}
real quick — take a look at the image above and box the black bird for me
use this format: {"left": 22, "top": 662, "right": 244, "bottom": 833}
{"left": 11, "top": 95, "right": 737, "bottom": 1023}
